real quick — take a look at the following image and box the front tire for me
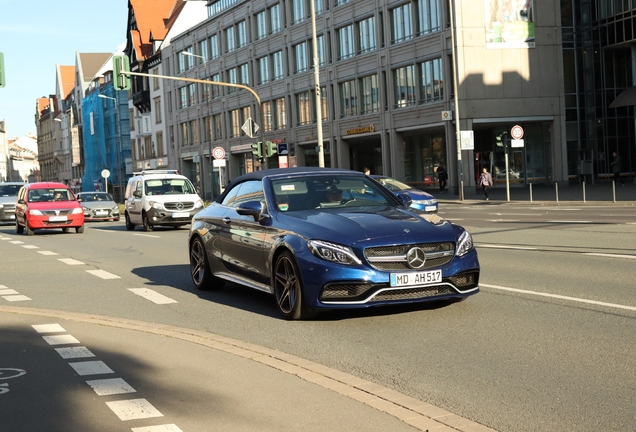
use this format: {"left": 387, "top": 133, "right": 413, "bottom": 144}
{"left": 25, "top": 220, "right": 34, "bottom": 236}
{"left": 273, "top": 251, "right": 313, "bottom": 320}
{"left": 125, "top": 212, "right": 135, "bottom": 231}
{"left": 76, "top": 224, "right": 84, "bottom": 234}
{"left": 143, "top": 212, "right": 153, "bottom": 232}
{"left": 190, "top": 237, "right": 223, "bottom": 290}
{"left": 16, "top": 220, "right": 23, "bottom": 234}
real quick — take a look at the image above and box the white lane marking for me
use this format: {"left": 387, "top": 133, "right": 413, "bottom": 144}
{"left": 0, "top": 285, "right": 6, "bottom": 288}
{"left": 86, "top": 378, "right": 136, "bottom": 396}
{"left": 0, "top": 289, "right": 19, "bottom": 295}
{"left": 491, "top": 213, "right": 537, "bottom": 216}
{"left": 3, "top": 295, "right": 31, "bottom": 302}
{"left": 38, "top": 251, "right": 59, "bottom": 255}
{"left": 86, "top": 270, "right": 121, "bottom": 279}
{"left": 22, "top": 245, "right": 39, "bottom": 249}
{"left": 133, "top": 233, "right": 161, "bottom": 238}
{"left": 482, "top": 283, "right": 636, "bottom": 312}
{"left": 128, "top": 288, "right": 178, "bottom": 305}
{"left": 478, "top": 244, "right": 538, "bottom": 250}
{"left": 106, "top": 398, "right": 164, "bottom": 421}
{"left": 132, "top": 425, "right": 183, "bottom": 432}
{"left": 59, "top": 258, "right": 85, "bottom": 265}
{"left": 0, "top": 237, "right": 10, "bottom": 240}
{"left": 444, "top": 218, "right": 464, "bottom": 221}
{"left": 546, "top": 220, "right": 593, "bottom": 224}
{"left": 42, "top": 334, "right": 80, "bottom": 345}
{"left": 531, "top": 208, "right": 581, "bottom": 211}
{"left": 486, "top": 219, "right": 520, "bottom": 222}
{"left": 55, "top": 347, "right": 95, "bottom": 359}
{"left": 584, "top": 253, "right": 636, "bottom": 260}
{"left": 69, "top": 361, "right": 115, "bottom": 376}
{"left": 9, "top": 240, "right": 24, "bottom": 244}
{"left": 33, "top": 323, "right": 66, "bottom": 333}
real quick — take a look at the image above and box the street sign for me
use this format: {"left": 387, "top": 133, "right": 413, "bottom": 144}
{"left": 213, "top": 159, "right": 226, "bottom": 167}
{"left": 212, "top": 146, "right": 225, "bottom": 160}
{"left": 460, "top": 130, "right": 474, "bottom": 150}
{"left": 101, "top": 169, "right": 110, "bottom": 179}
{"left": 241, "top": 118, "right": 259, "bottom": 138}
{"left": 511, "top": 125, "right": 524, "bottom": 140}
{"left": 511, "top": 139, "right": 524, "bottom": 148}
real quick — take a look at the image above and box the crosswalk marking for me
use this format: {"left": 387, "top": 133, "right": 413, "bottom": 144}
{"left": 55, "top": 346, "right": 95, "bottom": 359}
{"left": 132, "top": 425, "right": 183, "bottom": 432}
{"left": 128, "top": 288, "right": 178, "bottom": 304}
{"left": 3, "top": 295, "right": 31, "bottom": 302}
{"left": 86, "top": 270, "right": 121, "bottom": 279}
{"left": 33, "top": 323, "right": 66, "bottom": 333}
{"left": 106, "top": 398, "right": 164, "bottom": 421}
{"left": 69, "top": 360, "right": 115, "bottom": 376}
{"left": 42, "top": 334, "right": 80, "bottom": 345}
{"left": 86, "top": 378, "right": 136, "bottom": 396}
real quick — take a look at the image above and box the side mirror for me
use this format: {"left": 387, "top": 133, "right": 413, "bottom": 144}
{"left": 133, "top": 191, "right": 141, "bottom": 198}
{"left": 396, "top": 192, "right": 412, "bottom": 208}
{"left": 236, "top": 200, "right": 263, "bottom": 218}
{"left": 18, "top": 199, "right": 25, "bottom": 204}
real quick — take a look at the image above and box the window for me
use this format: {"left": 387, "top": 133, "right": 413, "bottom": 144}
{"left": 294, "top": 42, "right": 309, "bottom": 73}
{"left": 203, "top": 116, "right": 212, "bottom": 142}
{"left": 316, "top": 35, "right": 326, "bottom": 66}
{"left": 394, "top": 65, "right": 417, "bottom": 107}
{"left": 225, "top": 27, "right": 235, "bottom": 53}
{"left": 420, "top": 58, "right": 443, "bottom": 103}
{"left": 179, "top": 87, "right": 187, "bottom": 109}
{"left": 296, "top": 91, "right": 311, "bottom": 125}
{"left": 239, "top": 63, "right": 249, "bottom": 86}
{"left": 334, "top": 0, "right": 350, "bottom": 6}
{"left": 182, "top": 47, "right": 194, "bottom": 70}
{"left": 292, "top": 0, "right": 306, "bottom": 24}
{"left": 210, "top": 35, "right": 219, "bottom": 59}
{"left": 392, "top": 4, "right": 413, "bottom": 44}
{"left": 222, "top": 180, "right": 264, "bottom": 208}
{"left": 275, "top": 97, "right": 287, "bottom": 129}
{"left": 187, "top": 83, "right": 196, "bottom": 106}
{"left": 154, "top": 98, "right": 162, "bottom": 123}
{"left": 256, "top": 11, "right": 267, "bottom": 39}
{"left": 212, "top": 113, "right": 223, "bottom": 140}
{"left": 272, "top": 51, "right": 284, "bottom": 80}
{"left": 339, "top": 80, "right": 357, "bottom": 117}
{"left": 361, "top": 74, "right": 379, "bottom": 114}
{"left": 270, "top": 5, "right": 281, "bottom": 34}
{"left": 320, "top": 86, "right": 328, "bottom": 121}
{"left": 231, "top": 109, "right": 241, "bottom": 137}
{"left": 314, "top": 0, "right": 323, "bottom": 14}
{"left": 258, "top": 57, "right": 269, "bottom": 84}
{"left": 152, "top": 68, "right": 159, "bottom": 90}
{"left": 358, "top": 17, "right": 376, "bottom": 53}
{"left": 338, "top": 25, "right": 355, "bottom": 60}
{"left": 211, "top": 73, "right": 221, "bottom": 99}
{"left": 417, "top": 0, "right": 440, "bottom": 35}
{"left": 237, "top": 20, "right": 247, "bottom": 48}
{"left": 263, "top": 101, "right": 272, "bottom": 131}
{"left": 156, "top": 131, "right": 164, "bottom": 156}
{"left": 201, "top": 78, "right": 212, "bottom": 102}
{"left": 228, "top": 68, "right": 237, "bottom": 93}
{"left": 199, "top": 39, "right": 209, "bottom": 62}
{"left": 178, "top": 52, "right": 186, "bottom": 73}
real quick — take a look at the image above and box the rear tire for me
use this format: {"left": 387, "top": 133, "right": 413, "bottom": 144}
{"left": 273, "top": 251, "right": 313, "bottom": 320}
{"left": 190, "top": 237, "right": 224, "bottom": 290}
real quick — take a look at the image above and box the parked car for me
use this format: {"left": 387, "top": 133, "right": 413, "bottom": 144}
{"left": 0, "top": 182, "right": 24, "bottom": 223}
{"left": 124, "top": 170, "right": 204, "bottom": 231}
{"left": 188, "top": 167, "right": 479, "bottom": 320}
{"left": 15, "top": 182, "right": 85, "bottom": 235}
{"left": 76, "top": 192, "right": 120, "bottom": 222}
{"left": 371, "top": 175, "right": 438, "bottom": 213}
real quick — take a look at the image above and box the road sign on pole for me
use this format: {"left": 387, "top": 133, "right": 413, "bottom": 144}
{"left": 212, "top": 146, "right": 225, "bottom": 160}
{"left": 241, "top": 118, "right": 259, "bottom": 138}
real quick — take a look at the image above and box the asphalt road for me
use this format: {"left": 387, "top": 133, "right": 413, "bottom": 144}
{"left": 1, "top": 203, "right": 635, "bottom": 432}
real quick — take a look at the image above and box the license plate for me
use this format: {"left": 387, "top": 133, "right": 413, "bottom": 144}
{"left": 425, "top": 206, "right": 437, "bottom": 212}
{"left": 390, "top": 269, "right": 442, "bottom": 287}
{"left": 10, "top": 215, "right": 15, "bottom": 219}
{"left": 172, "top": 212, "right": 189, "bottom": 218}
{"left": 95, "top": 211, "right": 108, "bottom": 215}
{"left": 49, "top": 216, "right": 68, "bottom": 222}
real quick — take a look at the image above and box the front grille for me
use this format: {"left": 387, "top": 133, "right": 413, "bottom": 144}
{"left": 41, "top": 210, "right": 71, "bottom": 216}
{"left": 165, "top": 201, "right": 195, "bottom": 211}
{"left": 373, "top": 285, "right": 455, "bottom": 301}
{"left": 2, "top": 204, "right": 15, "bottom": 210}
{"left": 320, "top": 283, "right": 381, "bottom": 301}
{"left": 364, "top": 242, "right": 454, "bottom": 271}
{"left": 88, "top": 208, "right": 114, "bottom": 217}
{"left": 320, "top": 281, "right": 459, "bottom": 303}
{"left": 448, "top": 272, "right": 479, "bottom": 290}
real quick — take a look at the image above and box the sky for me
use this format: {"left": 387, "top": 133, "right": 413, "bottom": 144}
{"left": 0, "top": 0, "right": 129, "bottom": 139}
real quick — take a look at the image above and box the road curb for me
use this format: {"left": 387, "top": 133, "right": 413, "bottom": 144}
{"left": 0, "top": 305, "right": 497, "bottom": 432}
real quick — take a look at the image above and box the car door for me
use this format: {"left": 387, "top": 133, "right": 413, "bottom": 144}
{"left": 217, "top": 180, "right": 270, "bottom": 286}
{"left": 126, "top": 180, "right": 143, "bottom": 224}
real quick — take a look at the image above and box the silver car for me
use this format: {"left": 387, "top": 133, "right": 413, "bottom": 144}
{"left": 76, "top": 192, "right": 120, "bottom": 222}
{"left": 0, "top": 182, "right": 24, "bottom": 223}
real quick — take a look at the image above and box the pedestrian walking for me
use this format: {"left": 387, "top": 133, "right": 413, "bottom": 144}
{"left": 478, "top": 167, "right": 493, "bottom": 200}
{"left": 611, "top": 151, "right": 624, "bottom": 186}
{"left": 436, "top": 162, "right": 448, "bottom": 193}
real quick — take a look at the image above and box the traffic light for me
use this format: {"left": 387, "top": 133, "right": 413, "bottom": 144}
{"left": 112, "top": 55, "right": 131, "bottom": 91}
{"left": 251, "top": 142, "right": 262, "bottom": 158}
{"left": 265, "top": 141, "right": 277, "bottom": 157}
{"left": 0, "top": 52, "right": 5, "bottom": 88}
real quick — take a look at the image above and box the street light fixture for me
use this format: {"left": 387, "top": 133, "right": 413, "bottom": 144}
{"left": 98, "top": 93, "right": 124, "bottom": 202}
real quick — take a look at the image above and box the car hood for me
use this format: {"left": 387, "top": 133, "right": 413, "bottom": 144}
{"left": 277, "top": 206, "right": 454, "bottom": 245}
{"left": 27, "top": 201, "right": 81, "bottom": 210}
{"left": 0, "top": 196, "right": 18, "bottom": 205}
{"left": 404, "top": 188, "right": 434, "bottom": 200}
{"left": 80, "top": 201, "right": 117, "bottom": 209}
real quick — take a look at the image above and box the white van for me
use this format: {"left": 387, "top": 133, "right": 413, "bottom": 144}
{"left": 124, "top": 170, "right": 204, "bottom": 231}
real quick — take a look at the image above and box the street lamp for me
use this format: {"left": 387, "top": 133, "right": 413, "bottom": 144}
{"left": 310, "top": 0, "right": 325, "bottom": 167}
{"left": 98, "top": 93, "right": 123, "bottom": 202}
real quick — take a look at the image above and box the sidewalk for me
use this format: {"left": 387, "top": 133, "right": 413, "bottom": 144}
{"left": 435, "top": 178, "right": 636, "bottom": 205}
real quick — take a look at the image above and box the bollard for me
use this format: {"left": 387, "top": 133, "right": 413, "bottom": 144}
{"left": 583, "top": 181, "right": 586, "bottom": 203}
{"left": 529, "top": 183, "right": 533, "bottom": 202}
{"left": 460, "top": 180, "right": 464, "bottom": 201}
{"left": 555, "top": 182, "right": 559, "bottom": 203}
{"left": 613, "top": 181, "right": 616, "bottom": 203}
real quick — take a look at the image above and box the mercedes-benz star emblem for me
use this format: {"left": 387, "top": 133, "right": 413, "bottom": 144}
{"left": 406, "top": 247, "right": 426, "bottom": 269}
{"left": 176, "top": 202, "right": 184, "bottom": 210}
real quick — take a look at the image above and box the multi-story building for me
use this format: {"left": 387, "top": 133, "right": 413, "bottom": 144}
{"left": 35, "top": 97, "right": 57, "bottom": 181}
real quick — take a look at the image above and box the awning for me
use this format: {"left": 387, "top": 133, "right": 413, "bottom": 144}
{"left": 609, "top": 86, "right": 636, "bottom": 108}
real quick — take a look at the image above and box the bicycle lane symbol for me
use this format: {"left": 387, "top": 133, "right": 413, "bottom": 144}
{"left": 0, "top": 368, "right": 27, "bottom": 395}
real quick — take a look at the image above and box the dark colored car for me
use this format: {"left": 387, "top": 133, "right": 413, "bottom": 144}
{"left": 188, "top": 167, "right": 479, "bottom": 320}
{"left": 370, "top": 175, "right": 438, "bottom": 213}
{"left": 15, "top": 182, "right": 85, "bottom": 235}
{"left": 76, "top": 192, "right": 120, "bottom": 221}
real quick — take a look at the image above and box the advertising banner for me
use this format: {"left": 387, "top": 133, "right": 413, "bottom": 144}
{"left": 485, "top": 0, "right": 535, "bottom": 49}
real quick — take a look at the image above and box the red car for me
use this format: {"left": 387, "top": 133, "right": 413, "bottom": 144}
{"left": 15, "top": 182, "right": 85, "bottom": 235}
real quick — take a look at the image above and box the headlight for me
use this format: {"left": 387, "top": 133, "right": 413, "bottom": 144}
{"left": 71, "top": 208, "right": 83, "bottom": 214}
{"left": 195, "top": 199, "right": 204, "bottom": 209}
{"left": 0, "top": 204, "right": 4, "bottom": 209}
{"left": 149, "top": 201, "right": 163, "bottom": 210}
{"left": 112, "top": 206, "right": 119, "bottom": 212}
{"left": 308, "top": 240, "right": 361, "bottom": 265}
{"left": 456, "top": 230, "right": 474, "bottom": 257}
{"left": 82, "top": 206, "right": 90, "bottom": 211}
{"left": 29, "top": 209, "right": 44, "bottom": 216}
{"left": 411, "top": 199, "right": 437, "bottom": 205}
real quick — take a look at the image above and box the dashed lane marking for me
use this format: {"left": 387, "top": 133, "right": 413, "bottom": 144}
{"left": 9, "top": 240, "right": 24, "bottom": 244}
{"left": 58, "top": 258, "right": 85, "bottom": 265}
{"left": 55, "top": 347, "right": 95, "bottom": 359}
{"left": 133, "top": 234, "right": 161, "bottom": 238}
{"left": 583, "top": 253, "right": 636, "bottom": 260}
{"left": 22, "top": 245, "right": 39, "bottom": 249}
{"left": 69, "top": 361, "right": 115, "bottom": 376}
{"left": 86, "top": 378, "right": 137, "bottom": 396}
{"left": 0, "top": 289, "right": 19, "bottom": 295}
{"left": 132, "top": 425, "right": 184, "bottom": 432}
{"left": 37, "top": 251, "right": 59, "bottom": 255}
{"left": 3, "top": 295, "right": 32, "bottom": 302}
{"left": 42, "top": 334, "right": 80, "bottom": 345}
{"left": 128, "top": 288, "right": 178, "bottom": 305}
{"left": 33, "top": 323, "right": 66, "bottom": 333}
{"left": 106, "top": 398, "right": 164, "bottom": 421}
{"left": 86, "top": 270, "right": 121, "bottom": 279}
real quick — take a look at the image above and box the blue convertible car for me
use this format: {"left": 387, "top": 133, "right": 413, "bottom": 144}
{"left": 189, "top": 167, "right": 479, "bottom": 320}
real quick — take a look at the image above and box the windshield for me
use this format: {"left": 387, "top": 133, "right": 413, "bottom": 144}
{"left": 0, "top": 184, "right": 22, "bottom": 196}
{"left": 144, "top": 178, "right": 197, "bottom": 196}
{"left": 28, "top": 188, "right": 74, "bottom": 202}
{"left": 79, "top": 192, "right": 113, "bottom": 202}
{"left": 374, "top": 177, "right": 411, "bottom": 192}
{"left": 271, "top": 175, "right": 397, "bottom": 212}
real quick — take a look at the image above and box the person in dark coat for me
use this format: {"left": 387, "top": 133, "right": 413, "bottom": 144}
{"left": 611, "top": 151, "right": 624, "bottom": 186}
{"left": 436, "top": 162, "right": 448, "bottom": 193}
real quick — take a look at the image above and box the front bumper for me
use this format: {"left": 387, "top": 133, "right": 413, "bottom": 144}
{"left": 0, "top": 207, "right": 16, "bottom": 222}
{"left": 83, "top": 208, "right": 120, "bottom": 221}
{"left": 26, "top": 214, "right": 84, "bottom": 230}
{"left": 147, "top": 207, "right": 202, "bottom": 226}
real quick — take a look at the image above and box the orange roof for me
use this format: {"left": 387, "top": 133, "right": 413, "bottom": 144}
{"left": 38, "top": 97, "right": 50, "bottom": 114}
{"left": 59, "top": 65, "right": 76, "bottom": 100}
{"left": 130, "top": 0, "right": 184, "bottom": 60}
